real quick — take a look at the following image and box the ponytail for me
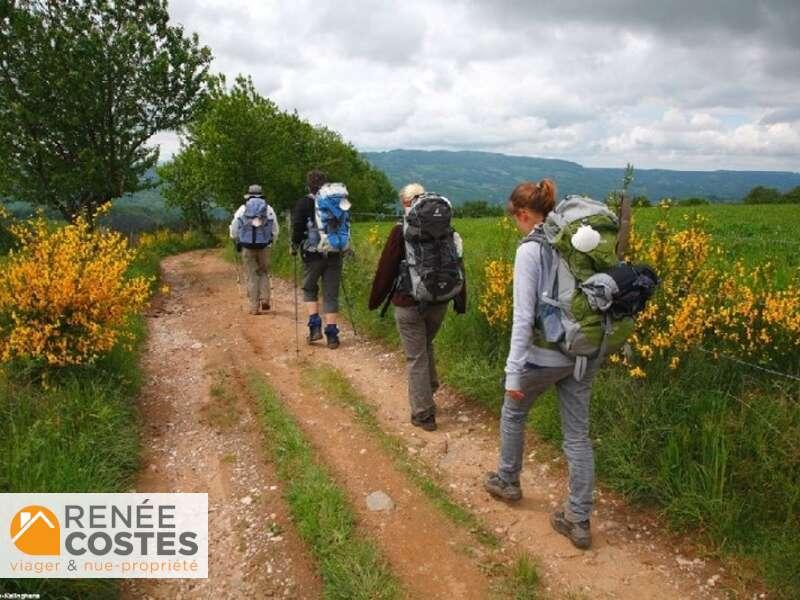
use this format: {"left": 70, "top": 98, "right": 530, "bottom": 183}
{"left": 507, "top": 179, "right": 556, "bottom": 218}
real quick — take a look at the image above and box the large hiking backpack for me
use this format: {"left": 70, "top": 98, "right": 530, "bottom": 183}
{"left": 399, "top": 193, "right": 464, "bottom": 305}
{"left": 527, "top": 195, "right": 658, "bottom": 379}
{"left": 304, "top": 183, "right": 351, "bottom": 254}
{"left": 238, "top": 196, "right": 273, "bottom": 249}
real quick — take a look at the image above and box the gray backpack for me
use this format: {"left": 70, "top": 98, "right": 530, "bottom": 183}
{"left": 398, "top": 193, "right": 464, "bottom": 305}
{"left": 526, "top": 195, "right": 641, "bottom": 380}
{"left": 238, "top": 196, "right": 273, "bottom": 249}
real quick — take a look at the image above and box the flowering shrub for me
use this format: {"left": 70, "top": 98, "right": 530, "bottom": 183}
{"left": 626, "top": 210, "right": 800, "bottom": 374}
{"left": 0, "top": 213, "right": 151, "bottom": 367}
{"left": 477, "top": 206, "right": 800, "bottom": 377}
{"left": 478, "top": 259, "right": 514, "bottom": 328}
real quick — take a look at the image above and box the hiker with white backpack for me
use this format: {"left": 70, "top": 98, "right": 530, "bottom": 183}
{"left": 291, "top": 169, "right": 351, "bottom": 349}
{"left": 229, "top": 184, "right": 279, "bottom": 315}
{"left": 368, "top": 183, "right": 467, "bottom": 431}
{"left": 483, "top": 179, "right": 657, "bottom": 550}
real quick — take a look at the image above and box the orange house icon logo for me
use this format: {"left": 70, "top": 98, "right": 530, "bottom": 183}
{"left": 9, "top": 505, "right": 60, "bottom": 555}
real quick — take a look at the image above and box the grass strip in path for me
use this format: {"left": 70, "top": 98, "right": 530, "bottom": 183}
{"left": 302, "top": 363, "right": 543, "bottom": 598}
{"left": 248, "top": 375, "right": 403, "bottom": 600}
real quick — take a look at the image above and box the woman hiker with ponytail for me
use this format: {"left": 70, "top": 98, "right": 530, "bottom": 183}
{"left": 368, "top": 183, "right": 467, "bottom": 432}
{"left": 483, "top": 179, "right": 602, "bottom": 550}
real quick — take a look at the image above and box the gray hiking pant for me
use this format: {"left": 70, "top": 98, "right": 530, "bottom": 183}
{"left": 497, "top": 361, "right": 599, "bottom": 522}
{"left": 302, "top": 253, "right": 342, "bottom": 314}
{"left": 242, "top": 247, "right": 270, "bottom": 311}
{"left": 394, "top": 303, "right": 448, "bottom": 419}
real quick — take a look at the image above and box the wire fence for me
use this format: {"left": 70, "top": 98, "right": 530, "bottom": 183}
{"left": 697, "top": 347, "right": 800, "bottom": 383}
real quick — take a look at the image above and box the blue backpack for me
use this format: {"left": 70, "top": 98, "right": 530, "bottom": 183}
{"left": 307, "top": 183, "right": 351, "bottom": 253}
{"left": 238, "top": 196, "right": 273, "bottom": 249}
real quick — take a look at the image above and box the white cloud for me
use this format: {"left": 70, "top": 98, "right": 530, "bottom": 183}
{"left": 155, "top": 0, "right": 800, "bottom": 171}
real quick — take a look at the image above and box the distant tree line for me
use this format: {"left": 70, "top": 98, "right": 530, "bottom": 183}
{"left": 455, "top": 200, "right": 505, "bottom": 218}
{"left": 742, "top": 185, "right": 800, "bottom": 204}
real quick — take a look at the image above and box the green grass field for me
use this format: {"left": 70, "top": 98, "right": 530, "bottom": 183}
{"left": 265, "top": 203, "right": 800, "bottom": 597}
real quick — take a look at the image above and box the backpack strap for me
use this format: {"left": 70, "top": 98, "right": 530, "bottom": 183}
{"left": 379, "top": 277, "right": 399, "bottom": 318}
{"left": 573, "top": 356, "right": 588, "bottom": 381}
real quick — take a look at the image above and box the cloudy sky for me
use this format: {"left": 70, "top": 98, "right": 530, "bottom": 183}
{"left": 156, "top": 0, "right": 800, "bottom": 171}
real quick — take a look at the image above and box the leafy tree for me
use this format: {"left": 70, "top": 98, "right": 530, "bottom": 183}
{"left": 782, "top": 186, "right": 800, "bottom": 204}
{"left": 631, "top": 195, "right": 651, "bottom": 207}
{"left": 158, "top": 147, "right": 216, "bottom": 233}
{"left": 0, "top": 0, "right": 212, "bottom": 223}
{"left": 742, "top": 186, "right": 782, "bottom": 204}
{"left": 160, "top": 75, "right": 395, "bottom": 222}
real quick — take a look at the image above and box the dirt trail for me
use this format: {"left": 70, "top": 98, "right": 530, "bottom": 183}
{"left": 122, "top": 252, "right": 321, "bottom": 600}
{"left": 129, "top": 249, "right": 738, "bottom": 599}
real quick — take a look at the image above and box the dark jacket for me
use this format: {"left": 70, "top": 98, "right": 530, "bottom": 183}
{"left": 291, "top": 194, "right": 315, "bottom": 253}
{"left": 368, "top": 223, "right": 467, "bottom": 313}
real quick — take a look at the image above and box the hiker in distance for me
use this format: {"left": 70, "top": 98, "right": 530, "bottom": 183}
{"left": 229, "top": 184, "right": 279, "bottom": 315}
{"left": 368, "top": 183, "right": 466, "bottom": 432}
{"left": 483, "top": 179, "right": 658, "bottom": 550}
{"left": 291, "top": 169, "right": 352, "bottom": 349}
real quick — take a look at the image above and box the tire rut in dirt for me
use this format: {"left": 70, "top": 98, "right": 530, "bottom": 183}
{"left": 121, "top": 251, "right": 322, "bottom": 600}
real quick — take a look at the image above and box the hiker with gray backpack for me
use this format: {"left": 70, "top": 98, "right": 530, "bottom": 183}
{"left": 229, "top": 184, "right": 279, "bottom": 315}
{"left": 291, "top": 169, "right": 351, "bottom": 349}
{"left": 368, "top": 183, "right": 467, "bottom": 431}
{"left": 483, "top": 179, "right": 657, "bottom": 550}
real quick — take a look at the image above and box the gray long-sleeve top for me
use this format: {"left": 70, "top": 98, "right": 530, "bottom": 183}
{"left": 504, "top": 232, "right": 573, "bottom": 390}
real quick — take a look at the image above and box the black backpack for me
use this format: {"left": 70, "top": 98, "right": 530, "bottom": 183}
{"left": 398, "top": 193, "right": 464, "bottom": 305}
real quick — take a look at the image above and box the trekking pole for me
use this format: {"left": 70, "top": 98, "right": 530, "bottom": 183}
{"left": 340, "top": 253, "right": 359, "bottom": 338}
{"left": 293, "top": 251, "right": 300, "bottom": 355}
{"left": 233, "top": 240, "right": 246, "bottom": 312}
{"left": 289, "top": 210, "right": 300, "bottom": 356}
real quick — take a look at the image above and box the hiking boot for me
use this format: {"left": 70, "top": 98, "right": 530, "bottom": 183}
{"left": 324, "top": 324, "right": 340, "bottom": 349}
{"left": 308, "top": 325, "right": 322, "bottom": 342}
{"left": 550, "top": 510, "right": 591, "bottom": 549}
{"left": 260, "top": 301, "right": 270, "bottom": 312}
{"left": 307, "top": 314, "right": 323, "bottom": 343}
{"left": 483, "top": 472, "right": 522, "bottom": 502}
{"left": 411, "top": 413, "right": 437, "bottom": 431}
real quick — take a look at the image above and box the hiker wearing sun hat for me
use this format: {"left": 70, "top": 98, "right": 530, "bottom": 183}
{"left": 229, "top": 184, "right": 279, "bottom": 315}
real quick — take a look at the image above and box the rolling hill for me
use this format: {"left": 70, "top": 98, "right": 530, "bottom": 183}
{"left": 363, "top": 149, "right": 800, "bottom": 204}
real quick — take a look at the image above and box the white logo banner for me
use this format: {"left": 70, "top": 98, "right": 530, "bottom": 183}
{"left": 0, "top": 493, "right": 208, "bottom": 579}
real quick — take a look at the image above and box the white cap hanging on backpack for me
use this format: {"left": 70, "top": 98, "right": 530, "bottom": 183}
{"left": 571, "top": 224, "right": 601, "bottom": 253}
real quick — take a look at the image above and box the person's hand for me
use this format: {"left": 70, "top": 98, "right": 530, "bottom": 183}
{"left": 505, "top": 389, "right": 524, "bottom": 401}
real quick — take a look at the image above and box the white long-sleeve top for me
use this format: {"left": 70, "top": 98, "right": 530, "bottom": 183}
{"left": 504, "top": 233, "right": 573, "bottom": 390}
{"left": 229, "top": 202, "right": 279, "bottom": 243}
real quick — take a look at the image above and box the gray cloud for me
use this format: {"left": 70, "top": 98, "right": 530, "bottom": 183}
{"left": 761, "top": 107, "right": 800, "bottom": 124}
{"left": 160, "top": 0, "right": 800, "bottom": 171}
